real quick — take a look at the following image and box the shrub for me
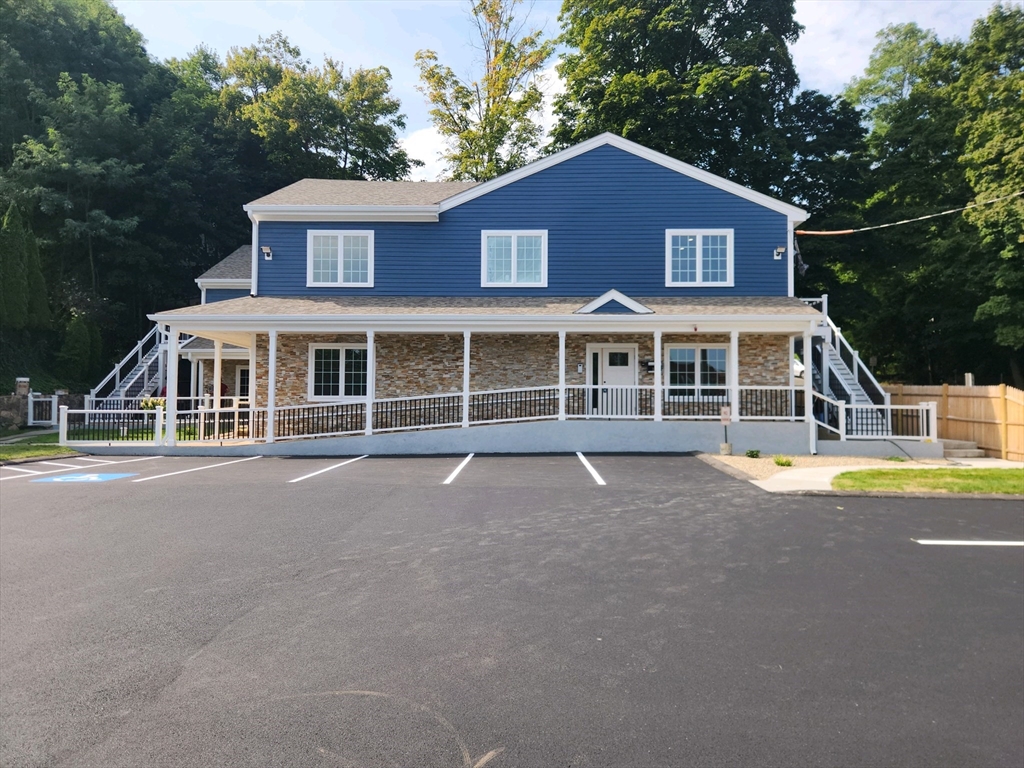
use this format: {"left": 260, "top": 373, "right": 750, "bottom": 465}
{"left": 139, "top": 397, "right": 166, "bottom": 411}
{"left": 745, "top": 449, "right": 760, "bottom": 458}
{"left": 774, "top": 455, "right": 793, "bottom": 467}
{"left": 885, "top": 456, "right": 906, "bottom": 462}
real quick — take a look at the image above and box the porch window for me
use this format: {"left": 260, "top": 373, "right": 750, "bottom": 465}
{"left": 666, "top": 346, "right": 729, "bottom": 398}
{"left": 307, "top": 230, "right": 374, "bottom": 287}
{"left": 665, "top": 229, "right": 733, "bottom": 286}
{"left": 308, "top": 344, "right": 367, "bottom": 400}
{"left": 481, "top": 230, "right": 547, "bottom": 287}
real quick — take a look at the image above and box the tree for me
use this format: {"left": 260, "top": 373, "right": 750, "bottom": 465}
{"left": 955, "top": 5, "right": 1024, "bottom": 360}
{"left": 553, "top": 0, "right": 802, "bottom": 195}
{"left": 0, "top": 203, "right": 30, "bottom": 330}
{"left": 416, "top": 0, "right": 555, "bottom": 180}
{"left": 24, "top": 225, "right": 51, "bottom": 329}
{"left": 58, "top": 314, "right": 91, "bottom": 382}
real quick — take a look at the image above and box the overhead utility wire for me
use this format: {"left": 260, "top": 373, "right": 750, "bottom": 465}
{"left": 794, "top": 190, "right": 1024, "bottom": 236}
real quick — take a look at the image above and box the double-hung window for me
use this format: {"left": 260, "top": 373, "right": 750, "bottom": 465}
{"left": 481, "top": 230, "right": 547, "bottom": 287}
{"left": 665, "top": 229, "right": 733, "bottom": 287}
{"left": 665, "top": 346, "right": 729, "bottom": 399}
{"left": 307, "top": 230, "right": 374, "bottom": 287}
{"left": 308, "top": 344, "right": 368, "bottom": 401}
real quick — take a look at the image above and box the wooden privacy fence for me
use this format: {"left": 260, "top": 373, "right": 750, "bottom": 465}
{"left": 884, "top": 384, "right": 1023, "bottom": 461}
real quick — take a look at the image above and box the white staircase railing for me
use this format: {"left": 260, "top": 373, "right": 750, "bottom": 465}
{"left": 91, "top": 324, "right": 162, "bottom": 400}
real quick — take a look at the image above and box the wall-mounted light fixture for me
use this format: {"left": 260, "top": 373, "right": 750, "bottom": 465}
{"left": 773, "top": 246, "right": 786, "bottom": 260}
{"left": 261, "top": 246, "right": 273, "bottom": 261}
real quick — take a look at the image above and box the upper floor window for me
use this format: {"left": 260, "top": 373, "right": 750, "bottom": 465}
{"left": 665, "top": 229, "right": 733, "bottom": 287}
{"left": 307, "top": 230, "right": 374, "bottom": 287}
{"left": 481, "top": 230, "right": 547, "bottom": 287}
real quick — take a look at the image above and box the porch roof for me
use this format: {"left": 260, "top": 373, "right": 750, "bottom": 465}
{"left": 156, "top": 294, "right": 821, "bottom": 319}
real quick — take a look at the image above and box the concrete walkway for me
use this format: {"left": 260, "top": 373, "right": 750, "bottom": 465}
{"left": 753, "top": 457, "right": 1024, "bottom": 493}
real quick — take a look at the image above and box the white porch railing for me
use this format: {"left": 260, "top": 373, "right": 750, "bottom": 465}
{"left": 61, "top": 385, "right": 934, "bottom": 446}
{"left": 812, "top": 392, "right": 936, "bottom": 441}
{"left": 27, "top": 393, "right": 59, "bottom": 426}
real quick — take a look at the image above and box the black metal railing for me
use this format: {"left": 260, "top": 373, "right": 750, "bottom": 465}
{"left": 661, "top": 390, "right": 730, "bottom": 418}
{"left": 738, "top": 388, "right": 798, "bottom": 418}
{"left": 66, "top": 410, "right": 158, "bottom": 442}
{"left": 276, "top": 403, "right": 365, "bottom": 438}
{"left": 373, "top": 395, "right": 462, "bottom": 431}
{"left": 469, "top": 388, "right": 559, "bottom": 423}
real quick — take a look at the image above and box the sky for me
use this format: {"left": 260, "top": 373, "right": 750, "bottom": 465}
{"left": 113, "top": 0, "right": 996, "bottom": 180}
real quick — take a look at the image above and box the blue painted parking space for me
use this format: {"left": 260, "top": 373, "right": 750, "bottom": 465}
{"left": 32, "top": 473, "right": 138, "bottom": 483}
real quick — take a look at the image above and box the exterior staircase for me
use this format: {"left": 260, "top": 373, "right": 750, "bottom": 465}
{"left": 90, "top": 324, "right": 167, "bottom": 408}
{"left": 940, "top": 439, "right": 986, "bottom": 459}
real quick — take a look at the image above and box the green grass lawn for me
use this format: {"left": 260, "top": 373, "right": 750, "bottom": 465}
{"left": 0, "top": 442, "right": 77, "bottom": 462}
{"left": 833, "top": 468, "right": 1024, "bottom": 495}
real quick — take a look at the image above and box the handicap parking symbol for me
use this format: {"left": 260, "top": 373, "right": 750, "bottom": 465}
{"left": 32, "top": 473, "right": 137, "bottom": 483}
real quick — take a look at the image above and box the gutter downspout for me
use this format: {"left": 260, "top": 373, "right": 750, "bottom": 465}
{"left": 249, "top": 214, "right": 259, "bottom": 297}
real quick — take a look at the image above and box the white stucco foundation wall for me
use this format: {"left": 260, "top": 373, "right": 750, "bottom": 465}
{"left": 815, "top": 439, "right": 944, "bottom": 459}
{"left": 83, "top": 420, "right": 811, "bottom": 457}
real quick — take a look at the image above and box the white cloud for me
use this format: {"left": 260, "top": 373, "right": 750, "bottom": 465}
{"left": 401, "top": 126, "right": 447, "bottom": 181}
{"left": 792, "top": 0, "right": 989, "bottom": 96}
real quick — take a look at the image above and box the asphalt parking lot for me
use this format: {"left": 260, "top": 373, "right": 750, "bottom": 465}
{"left": 1, "top": 453, "right": 1022, "bottom": 767}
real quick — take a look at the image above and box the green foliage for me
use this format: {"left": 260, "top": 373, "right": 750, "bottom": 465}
{"left": 57, "top": 314, "right": 91, "bottom": 383}
{"left": 745, "top": 449, "right": 760, "bottom": 459}
{"left": 553, "top": 0, "right": 803, "bottom": 195}
{"left": 0, "top": 203, "right": 29, "bottom": 330}
{"left": 416, "top": 0, "right": 555, "bottom": 180}
{"left": 773, "top": 455, "right": 793, "bottom": 467}
{"left": 24, "top": 229, "right": 50, "bottom": 328}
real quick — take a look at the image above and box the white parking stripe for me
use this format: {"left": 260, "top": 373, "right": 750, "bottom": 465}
{"left": 133, "top": 455, "right": 261, "bottom": 482}
{"left": 442, "top": 453, "right": 474, "bottom": 485}
{"left": 576, "top": 452, "right": 607, "bottom": 486}
{"left": 75, "top": 457, "right": 114, "bottom": 464}
{"left": 2, "top": 466, "right": 41, "bottom": 474}
{"left": 913, "top": 539, "right": 1024, "bottom": 547}
{"left": 0, "top": 455, "right": 162, "bottom": 481}
{"left": 39, "top": 461, "right": 86, "bottom": 468}
{"left": 288, "top": 455, "right": 368, "bottom": 483}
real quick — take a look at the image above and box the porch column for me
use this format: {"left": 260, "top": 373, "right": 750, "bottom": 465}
{"left": 462, "top": 331, "right": 471, "bottom": 428}
{"left": 165, "top": 327, "right": 179, "bottom": 446}
{"left": 788, "top": 336, "right": 795, "bottom": 421}
{"left": 247, "top": 331, "right": 256, "bottom": 434}
{"left": 558, "top": 330, "right": 566, "bottom": 420}
{"left": 729, "top": 330, "right": 740, "bottom": 423}
{"left": 190, "top": 359, "right": 198, "bottom": 399}
{"left": 653, "top": 330, "right": 662, "bottom": 421}
{"left": 804, "top": 329, "right": 816, "bottom": 454}
{"left": 213, "top": 339, "right": 223, "bottom": 439}
{"left": 266, "top": 331, "right": 277, "bottom": 442}
{"left": 365, "top": 330, "right": 375, "bottom": 436}
{"left": 213, "top": 341, "right": 223, "bottom": 406}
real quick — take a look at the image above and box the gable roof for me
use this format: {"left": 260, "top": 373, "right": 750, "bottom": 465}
{"left": 575, "top": 290, "right": 654, "bottom": 315}
{"left": 438, "top": 133, "right": 808, "bottom": 223}
{"left": 196, "top": 245, "right": 252, "bottom": 281}
{"left": 245, "top": 179, "right": 479, "bottom": 207}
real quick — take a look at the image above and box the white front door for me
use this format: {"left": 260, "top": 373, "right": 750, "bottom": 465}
{"left": 587, "top": 345, "right": 638, "bottom": 415}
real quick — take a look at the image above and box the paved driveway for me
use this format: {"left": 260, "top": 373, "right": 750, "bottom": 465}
{"left": 1, "top": 454, "right": 1022, "bottom": 767}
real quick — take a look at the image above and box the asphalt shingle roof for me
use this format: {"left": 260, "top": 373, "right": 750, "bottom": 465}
{"left": 246, "top": 180, "right": 480, "bottom": 207}
{"left": 196, "top": 245, "right": 252, "bottom": 281}
{"left": 158, "top": 295, "right": 821, "bottom": 318}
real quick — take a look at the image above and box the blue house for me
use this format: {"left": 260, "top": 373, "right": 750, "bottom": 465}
{"left": 82, "top": 134, "right": 936, "bottom": 455}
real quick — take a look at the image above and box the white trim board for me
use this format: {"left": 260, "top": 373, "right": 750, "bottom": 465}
{"left": 438, "top": 133, "right": 808, "bottom": 223}
{"left": 575, "top": 290, "right": 653, "bottom": 315}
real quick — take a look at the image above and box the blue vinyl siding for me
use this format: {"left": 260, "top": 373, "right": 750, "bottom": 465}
{"left": 205, "top": 288, "right": 251, "bottom": 303}
{"left": 257, "top": 144, "right": 791, "bottom": 297}
{"left": 589, "top": 300, "right": 637, "bottom": 314}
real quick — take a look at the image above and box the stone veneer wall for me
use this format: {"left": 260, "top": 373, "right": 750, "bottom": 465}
{"left": 253, "top": 331, "right": 793, "bottom": 406}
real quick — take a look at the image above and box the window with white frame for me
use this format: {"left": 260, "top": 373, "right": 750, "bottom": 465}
{"left": 665, "top": 346, "right": 729, "bottom": 398}
{"left": 308, "top": 344, "right": 368, "bottom": 400}
{"left": 481, "top": 230, "right": 547, "bottom": 287}
{"left": 307, "top": 231, "right": 374, "bottom": 287}
{"left": 665, "top": 229, "right": 733, "bottom": 286}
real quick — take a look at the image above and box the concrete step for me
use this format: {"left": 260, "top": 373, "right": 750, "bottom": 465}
{"left": 945, "top": 448, "right": 986, "bottom": 458}
{"left": 940, "top": 439, "right": 979, "bottom": 450}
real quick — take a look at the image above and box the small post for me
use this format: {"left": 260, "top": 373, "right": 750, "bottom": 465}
{"left": 839, "top": 401, "right": 847, "bottom": 440}
{"left": 821, "top": 293, "right": 828, "bottom": 322}
{"left": 50, "top": 395, "right": 58, "bottom": 426}
{"left": 58, "top": 405, "right": 68, "bottom": 446}
{"left": 852, "top": 350, "right": 860, "bottom": 383}
{"left": 941, "top": 382, "right": 949, "bottom": 438}
{"left": 154, "top": 406, "right": 164, "bottom": 446}
{"left": 198, "top": 404, "right": 206, "bottom": 441}
{"left": 927, "top": 401, "right": 938, "bottom": 441}
{"left": 999, "top": 383, "right": 1008, "bottom": 460}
